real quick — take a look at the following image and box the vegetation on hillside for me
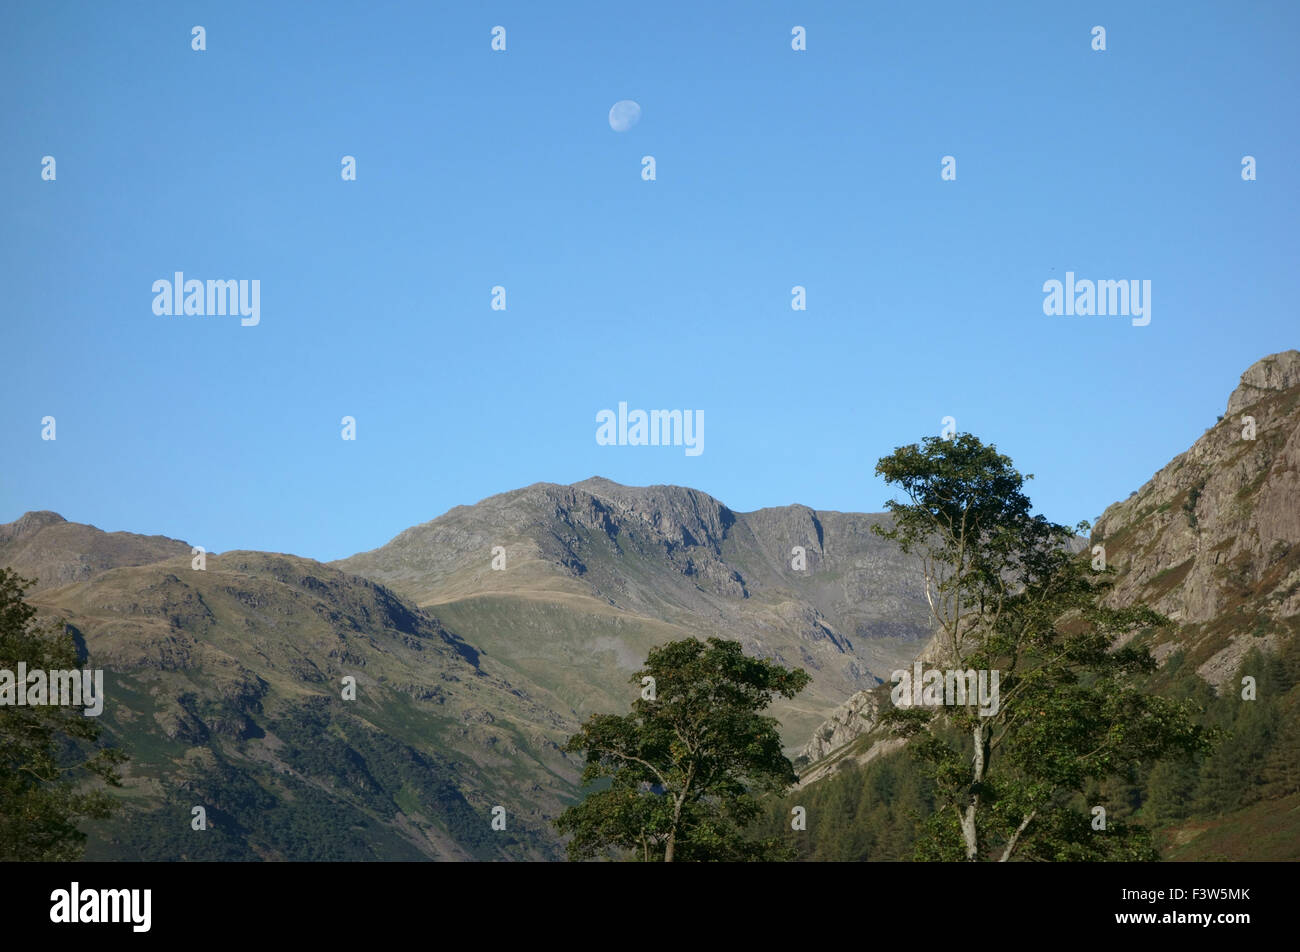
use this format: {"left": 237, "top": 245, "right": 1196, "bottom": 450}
{"left": 762, "top": 634, "right": 1300, "bottom": 861}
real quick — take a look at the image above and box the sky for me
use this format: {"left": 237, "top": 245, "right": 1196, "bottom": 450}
{"left": 2, "top": 1, "right": 1297, "bottom": 562}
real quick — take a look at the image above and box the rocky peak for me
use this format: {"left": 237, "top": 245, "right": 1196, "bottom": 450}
{"left": 1226, "top": 350, "right": 1300, "bottom": 417}
{"left": 573, "top": 478, "right": 736, "bottom": 551}
{"left": 1091, "top": 349, "right": 1300, "bottom": 642}
{"left": 0, "top": 512, "right": 190, "bottom": 592}
{"left": 0, "top": 510, "right": 67, "bottom": 544}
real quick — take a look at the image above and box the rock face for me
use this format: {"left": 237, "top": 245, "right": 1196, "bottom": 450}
{"left": 1092, "top": 350, "right": 1300, "bottom": 688}
{"left": 1226, "top": 351, "right": 1300, "bottom": 417}
{"left": 798, "top": 690, "right": 884, "bottom": 764}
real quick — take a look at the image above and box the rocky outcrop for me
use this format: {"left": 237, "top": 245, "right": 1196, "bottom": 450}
{"left": 1092, "top": 351, "right": 1300, "bottom": 654}
{"left": 797, "top": 688, "right": 883, "bottom": 763}
{"left": 1226, "top": 351, "right": 1300, "bottom": 417}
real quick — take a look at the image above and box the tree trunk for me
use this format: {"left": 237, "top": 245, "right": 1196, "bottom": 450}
{"left": 960, "top": 722, "right": 987, "bottom": 860}
{"left": 664, "top": 792, "right": 686, "bottom": 863}
{"left": 664, "top": 766, "right": 694, "bottom": 863}
{"left": 998, "top": 810, "right": 1036, "bottom": 862}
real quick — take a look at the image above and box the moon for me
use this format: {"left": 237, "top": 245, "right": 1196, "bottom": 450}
{"left": 608, "top": 100, "right": 641, "bottom": 132}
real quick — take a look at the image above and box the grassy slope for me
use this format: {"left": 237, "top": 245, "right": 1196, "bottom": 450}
{"left": 1159, "top": 794, "right": 1300, "bottom": 861}
{"left": 30, "top": 552, "right": 581, "bottom": 860}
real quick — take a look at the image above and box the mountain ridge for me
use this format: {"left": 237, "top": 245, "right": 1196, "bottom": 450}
{"left": 332, "top": 478, "right": 935, "bottom": 742}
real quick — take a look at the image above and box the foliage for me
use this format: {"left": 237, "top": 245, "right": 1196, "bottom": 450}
{"left": 870, "top": 434, "right": 1211, "bottom": 861}
{"left": 763, "top": 636, "right": 1300, "bottom": 861}
{"left": 91, "top": 698, "right": 537, "bottom": 861}
{"left": 0, "top": 568, "right": 126, "bottom": 860}
{"left": 555, "top": 637, "right": 809, "bottom": 861}
{"left": 761, "top": 752, "right": 934, "bottom": 861}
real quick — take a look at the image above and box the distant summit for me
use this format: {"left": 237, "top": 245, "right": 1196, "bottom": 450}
{"left": 0, "top": 511, "right": 190, "bottom": 592}
{"left": 334, "top": 477, "right": 934, "bottom": 743}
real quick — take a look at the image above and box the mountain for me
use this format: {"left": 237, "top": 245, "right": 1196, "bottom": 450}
{"left": 4, "top": 481, "right": 932, "bottom": 859}
{"left": 793, "top": 351, "right": 1300, "bottom": 811}
{"left": 18, "top": 547, "right": 577, "bottom": 860}
{"left": 0, "top": 511, "right": 191, "bottom": 593}
{"left": 334, "top": 477, "right": 933, "bottom": 743}
{"left": 18, "top": 350, "right": 1293, "bottom": 861}
{"left": 1091, "top": 350, "right": 1300, "bottom": 685}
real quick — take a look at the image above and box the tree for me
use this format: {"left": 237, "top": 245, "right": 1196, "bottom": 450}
{"left": 873, "top": 433, "right": 1210, "bottom": 861}
{"left": 0, "top": 568, "right": 126, "bottom": 860}
{"left": 554, "top": 637, "right": 809, "bottom": 861}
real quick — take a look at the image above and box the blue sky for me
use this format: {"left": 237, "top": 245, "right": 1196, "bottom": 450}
{"left": 2, "top": 1, "right": 1297, "bottom": 562}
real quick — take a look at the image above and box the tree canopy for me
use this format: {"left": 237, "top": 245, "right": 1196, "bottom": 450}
{"left": 555, "top": 637, "right": 809, "bottom": 861}
{"left": 0, "top": 568, "right": 125, "bottom": 860}
{"left": 873, "top": 433, "right": 1211, "bottom": 861}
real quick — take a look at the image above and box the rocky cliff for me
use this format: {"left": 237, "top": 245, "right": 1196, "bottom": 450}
{"left": 1092, "top": 350, "right": 1300, "bottom": 688}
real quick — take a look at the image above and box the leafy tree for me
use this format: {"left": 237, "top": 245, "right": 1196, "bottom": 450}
{"left": 873, "top": 433, "right": 1210, "bottom": 861}
{"left": 0, "top": 568, "right": 126, "bottom": 860}
{"left": 555, "top": 637, "right": 809, "bottom": 861}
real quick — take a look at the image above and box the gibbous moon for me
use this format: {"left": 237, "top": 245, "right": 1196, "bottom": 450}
{"left": 608, "top": 100, "right": 641, "bottom": 132}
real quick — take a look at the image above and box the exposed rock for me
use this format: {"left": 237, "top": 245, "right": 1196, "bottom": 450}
{"left": 1093, "top": 350, "right": 1300, "bottom": 636}
{"left": 1226, "top": 350, "right": 1300, "bottom": 417}
{"left": 798, "top": 688, "right": 883, "bottom": 763}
